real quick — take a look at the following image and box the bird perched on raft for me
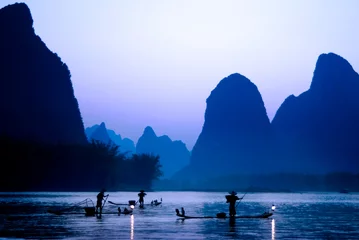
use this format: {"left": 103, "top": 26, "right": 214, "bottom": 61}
{"left": 118, "top": 207, "right": 133, "bottom": 215}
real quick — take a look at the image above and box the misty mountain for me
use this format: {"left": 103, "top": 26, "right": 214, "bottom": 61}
{"left": 85, "top": 123, "right": 136, "bottom": 155}
{"left": 106, "top": 129, "right": 122, "bottom": 145}
{"left": 88, "top": 122, "right": 112, "bottom": 144}
{"left": 272, "top": 52, "right": 359, "bottom": 174}
{"left": 0, "top": 3, "right": 87, "bottom": 145}
{"left": 174, "top": 73, "right": 272, "bottom": 180}
{"left": 84, "top": 124, "right": 100, "bottom": 140}
{"left": 136, "top": 126, "right": 190, "bottom": 178}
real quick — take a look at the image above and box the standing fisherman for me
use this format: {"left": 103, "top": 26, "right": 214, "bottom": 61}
{"left": 138, "top": 190, "right": 147, "bottom": 208}
{"left": 96, "top": 189, "right": 109, "bottom": 215}
{"left": 225, "top": 191, "right": 243, "bottom": 217}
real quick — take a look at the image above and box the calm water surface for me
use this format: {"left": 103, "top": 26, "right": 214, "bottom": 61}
{"left": 0, "top": 191, "right": 359, "bottom": 239}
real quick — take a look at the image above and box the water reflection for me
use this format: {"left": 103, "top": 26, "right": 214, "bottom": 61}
{"left": 1, "top": 192, "right": 359, "bottom": 239}
{"left": 271, "top": 219, "right": 275, "bottom": 240}
{"left": 130, "top": 214, "right": 134, "bottom": 240}
{"left": 229, "top": 217, "right": 236, "bottom": 232}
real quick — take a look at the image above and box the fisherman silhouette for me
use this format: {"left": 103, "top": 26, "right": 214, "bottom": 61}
{"left": 138, "top": 190, "right": 147, "bottom": 208}
{"left": 96, "top": 189, "right": 109, "bottom": 215}
{"left": 225, "top": 191, "right": 242, "bottom": 217}
{"left": 175, "top": 207, "right": 186, "bottom": 216}
{"left": 181, "top": 207, "right": 185, "bottom": 216}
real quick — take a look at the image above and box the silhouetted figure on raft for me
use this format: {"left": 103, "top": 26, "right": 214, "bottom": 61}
{"left": 138, "top": 190, "right": 147, "bottom": 208}
{"left": 225, "top": 191, "right": 242, "bottom": 217}
{"left": 96, "top": 189, "right": 109, "bottom": 215}
{"left": 175, "top": 207, "right": 186, "bottom": 217}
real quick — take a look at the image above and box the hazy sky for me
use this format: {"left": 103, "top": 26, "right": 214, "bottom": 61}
{"left": 2, "top": 0, "right": 359, "bottom": 150}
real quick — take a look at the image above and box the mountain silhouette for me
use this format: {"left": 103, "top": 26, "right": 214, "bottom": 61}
{"left": 173, "top": 73, "right": 272, "bottom": 180}
{"left": 89, "top": 122, "right": 112, "bottom": 144}
{"left": 0, "top": 3, "right": 86, "bottom": 144}
{"left": 2, "top": 3, "right": 357, "bottom": 190}
{"left": 84, "top": 124, "right": 100, "bottom": 140}
{"left": 136, "top": 126, "right": 190, "bottom": 178}
{"left": 272, "top": 52, "right": 359, "bottom": 173}
{"left": 85, "top": 123, "right": 136, "bottom": 155}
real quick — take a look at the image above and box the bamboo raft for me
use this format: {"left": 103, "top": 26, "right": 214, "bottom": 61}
{"left": 175, "top": 208, "right": 273, "bottom": 219}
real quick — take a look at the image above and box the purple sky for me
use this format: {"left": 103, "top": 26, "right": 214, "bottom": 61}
{"left": 2, "top": 1, "right": 359, "bottom": 150}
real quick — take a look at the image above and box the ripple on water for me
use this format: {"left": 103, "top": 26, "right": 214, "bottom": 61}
{"left": 0, "top": 192, "right": 358, "bottom": 239}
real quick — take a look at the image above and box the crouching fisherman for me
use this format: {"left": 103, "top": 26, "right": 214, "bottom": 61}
{"left": 175, "top": 207, "right": 186, "bottom": 217}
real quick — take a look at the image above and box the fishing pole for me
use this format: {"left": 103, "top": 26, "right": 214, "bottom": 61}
{"left": 102, "top": 194, "right": 109, "bottom": 209}
{"left": 235, "top": 186, "right": 252, "bottom": 208}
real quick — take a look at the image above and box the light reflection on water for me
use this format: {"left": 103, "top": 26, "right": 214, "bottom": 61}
{"left": 130, "top": 214, "right": 134, "bottom": 240}
{"left": 0, "top": 192, "right": 359, "bottom": 239}
{"left": 272, "top": 218, "right": 275, "bottom": 240}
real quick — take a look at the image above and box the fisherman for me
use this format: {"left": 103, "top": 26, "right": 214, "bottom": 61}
{"left": 181, "top": 207, "right": 185, "bottom": 216}
{"left": 138, "top": 190, "right": 147, "bottom": 207}
{"left": 175, "top": 207, "right": 186, "bottom": 217}
{"left": 96, "top": 189, "right": 109, "bottom": 214}
{"left": 225, "top": 191, "right": 242, "bottom": 217}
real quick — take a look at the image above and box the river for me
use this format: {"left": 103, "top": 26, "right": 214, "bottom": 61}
{"left": 0, "top": 191, "right": 358, "bottom": 239}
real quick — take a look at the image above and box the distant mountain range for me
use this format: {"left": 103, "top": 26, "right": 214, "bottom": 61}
{"left": 1, "top": 3, "right": 358, "bottom": 187}
{"left": 136, "top": 126, "right": 190, "bottom": 178}
{"left": 174, "top": 53, "right": 359, "bottom": 181}
{"left": 85, "top": 122, "right": 136, "bottom": 156}
{"left": 85, "top": 123, "right": 191, "bottom": 178}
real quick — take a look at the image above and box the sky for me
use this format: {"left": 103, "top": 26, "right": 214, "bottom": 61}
{"left": 1, "top": 0, "right": 359, "bottom": 150}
